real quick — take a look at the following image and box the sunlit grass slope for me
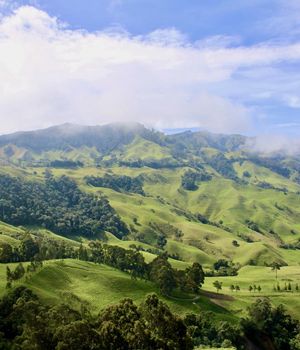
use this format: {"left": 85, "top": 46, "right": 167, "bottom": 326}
{"left": 0, "top": 259, "right": 233, "bottom": 321}
{"left": 204, "top": 265, "right": 300, "bottom": 320}
{"left": 2, "top": 162, "right": 299, "bottom": 267}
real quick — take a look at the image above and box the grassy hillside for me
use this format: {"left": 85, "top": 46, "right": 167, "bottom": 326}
{"left": 204, "top": 265, "right": 300, "bottom": 320}
{"left": 0, "top": 123, "right": 299, "bottom": 335}
{"left": 22, "top": 164, "right": 298, "bottom": 267}
{"left": 1, "top": 163, "right": 299, "bottom": 267}
{"left": 0, "top": 259, "right": 234, "bottom": 321}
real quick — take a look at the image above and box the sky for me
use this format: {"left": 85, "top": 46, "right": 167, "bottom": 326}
{"left": 0, "top": 0, "right": 300, "bottom": 140}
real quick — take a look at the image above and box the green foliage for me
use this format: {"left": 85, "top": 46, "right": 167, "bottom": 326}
{"left": 245, "top": 219, "right": 261, "bottom": 233}
{"left": 204, "top": 153, "right": 237, "bottom": 180}
{"left": 181, "top": 169, "right": 212, "bottom": 191}
{"left": 0, "top": 287, "right": 193, "bottom": 350}
{"left": 184, "top": 313, "right": 242, "bottom": 348}
{"left": 213, "top": 281, "right": 223, "bottom": 293}
{"left": 0, "top": 243, "right": 13, "bottom": 263}
{"left": 241, "top": 298, "right": 300, "bottom": 350}
{"left": 49, "top": 160, "right": 84, "bottom": 168}
{"left": 247, "top": 155, "right": 291, "bottom": 178}
{"left": 0, "top": 174, "right": 128, "bottom": 238}
{"left": 149, "top": 254, "right": 177, "bottom": 295}
{"left": 210, "top": 259, "right": 238, "bottom": 276}
{"left": 86, "top": 174, "right": 145, "bottom": 195}
{"left": 243, "top": 171, "right": 251, "bottom": 178}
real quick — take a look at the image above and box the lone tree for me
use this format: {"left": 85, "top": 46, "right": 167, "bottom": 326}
{"left": 213, "top": 280, "right": 222, "bottom": 293}
{"left": 270, "top": 262, "right": 281, "bottom": 280}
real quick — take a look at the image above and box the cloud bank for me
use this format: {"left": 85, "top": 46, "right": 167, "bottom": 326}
{"left": 0, "top": 5, "right": 300, "bottom": 140}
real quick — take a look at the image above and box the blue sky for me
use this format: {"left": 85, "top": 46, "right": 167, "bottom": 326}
{"left": 0, "top": 0, "right": 299, "bottom": 142}
{"left": 33, "top": 0, "right": 297, "bottom": 44}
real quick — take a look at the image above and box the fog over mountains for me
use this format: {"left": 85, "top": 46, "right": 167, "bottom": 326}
{"left": 0, "top": 122, "right": 298, "bottom": 156}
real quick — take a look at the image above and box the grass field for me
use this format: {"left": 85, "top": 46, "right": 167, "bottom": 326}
{"left": 0, "top": 259, "right": 235, "bottom": 322}
{"left": 204, "top": 265, "right": 300, "bottom": 320}
{"left": 1, "top": 259, "right": 299, "bottom": 323}
{"left": 26, "top": 163, "right": 299, "bottom": 266}
{"left": 0, "top": 159, "right": 300, "bottom": 326}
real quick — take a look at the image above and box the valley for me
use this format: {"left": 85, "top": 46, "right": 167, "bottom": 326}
{"left": 0, "top": 123, "right": 299, "bottom": 349}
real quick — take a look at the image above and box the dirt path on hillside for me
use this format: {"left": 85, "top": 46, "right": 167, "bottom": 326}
{"left": 200, "top": 290, "right": 235, "bottom": 301}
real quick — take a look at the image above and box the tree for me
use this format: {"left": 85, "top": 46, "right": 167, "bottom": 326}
{"left": 78, "top": 244, "right": 88, "bottom": 261}
{"left": 257, "top": 285, "right": 261, "bottom": 293}
{"left": 249, "top": 285, "right": 253, "bottom": 293}
{"left": 290, "top": 333, "right": 300, "bottom": 350}
{"left": 20, "top": 234, "right": 39, "bottom": 261}
{"left": 12, "top": 263, "right": 25, "bottom": 280}
{"left": 139, "top": 294, "right": 193, "bottom": 349}
{"left": 271, "top": 261, "right": 281, "bottom": 280}
{"left": 232, "top": 240, "right": 239, "bottom": 247}
{"left": 230, "top": 285, "right": 235, "bottom": 292}
{"left": 186, "top": 262, "right": 205, "bottom": 291}
{"left": 156, "top": 233, "right": 167, "bottom": 249}
{"left": 288, "top": 282, "right": 292, "bottom": 291}
{"left": 55, "top": 320, "right": 102, "bottom": 350}
{"left": 214, "top": 259, "right": 229, "bottom": 271}
{"left": 156, "top": 265, "right": 177, "bottom": 296}
{"left": 0, "top": 243, "right": 13, "bottom": 263}
{"left": 6, "top": 266, "right": 12, "bottom": 289}
{"left": 235, "top": 285, "right": 240, "bottom": 292}
{"left": 213, "top": 281, "right": 222, "bottom": 293}
{"left": 149, "top": 253, "right": 177, "bottom": 295}
{"left": 98, "top": 321, "right": 125, "bottom": 350}
{"left": 242, "top": 298, "right": 300, "bottom": 350}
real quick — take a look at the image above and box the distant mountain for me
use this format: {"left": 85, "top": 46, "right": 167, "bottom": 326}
{"left": 0, "top": 123, "right": 299, "bottom": 183}
{"left": 0, "top": 122, "right": 299, "bottom": 270}
{"left": 0, "top": 122, "right": 155, "bottom": 152}
{"left": 0, "top": 122, "right": 248, "bottom": 153}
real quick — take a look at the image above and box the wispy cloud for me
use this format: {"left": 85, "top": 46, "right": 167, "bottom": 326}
{"left": 249, "top": 133, "right": 300, "bottom": 155}
{"left": 0, "top": 5, "right": 299, "bottom": 138}
{"left": 262, "top": 0, "right": 300, "bottom": 39}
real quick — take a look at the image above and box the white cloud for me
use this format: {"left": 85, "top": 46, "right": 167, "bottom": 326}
{"left": 196, "top": 35, "right": 241, "bottom": 49}
{"left": 0, "top": 6, "right": 300, "bottom": 136}
{"left": 282, "top": 95, "right": 300, "bottom": 108}
{"left": 249, "top": 133, "right": 300, "bottom": 155}
{"left": 262, "top": 0, "right": 300, "bottom": 38}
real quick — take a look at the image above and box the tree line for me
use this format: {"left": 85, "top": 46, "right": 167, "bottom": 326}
{"left": 1, "top": 234, "right": 205, "bottom": 297}
{"left": 181, "top": 169, "right": 212, "bottom": 191}
{"left": 0, "top": 286, "right": 299, "bottom": 349}
{"left": 85, "top": 174, "right": 145, "bottom": 195}
{"left": 0, "top": 173, "right": 128, "bottom": 238}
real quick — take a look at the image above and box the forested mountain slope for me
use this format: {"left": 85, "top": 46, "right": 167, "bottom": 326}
{"left": 0, "top": 123, "right": 299, "bottom": 269}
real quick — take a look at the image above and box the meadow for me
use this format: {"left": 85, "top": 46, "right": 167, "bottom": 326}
{"left": 0, "top": 259, "right": 234, "bottom": 322}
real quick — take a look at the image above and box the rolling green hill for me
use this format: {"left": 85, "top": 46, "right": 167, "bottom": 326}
{"left": 0, "top": 259, "right": 232, "bottom": 320}
{"left": 0, "top": 123, "right": 299, "bottom": 327}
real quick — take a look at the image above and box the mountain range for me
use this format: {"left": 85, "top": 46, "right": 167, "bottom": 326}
{"left": 0, "top": 123, "right": 299, "bottom": 266}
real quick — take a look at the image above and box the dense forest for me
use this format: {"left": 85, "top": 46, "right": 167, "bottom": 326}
{"left": 181, "top": 169, "right": 212, "bottom": 191}
{"left": 86, "top": 174, "right": 145, "bottom": 195}
{"left": 0, "top": 286, "right": 299, "bottom": 350}
{"left": 0, "top": 173, "right": 128, "bottom": 238}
